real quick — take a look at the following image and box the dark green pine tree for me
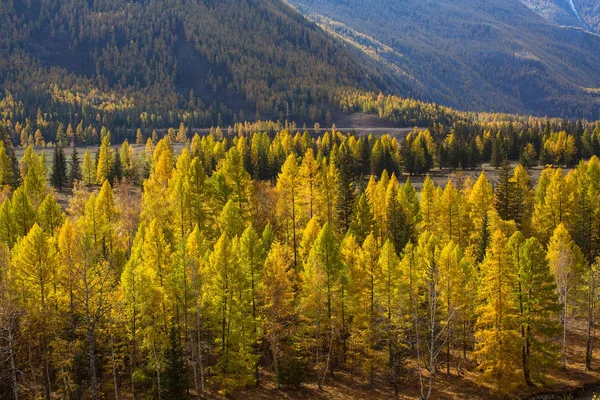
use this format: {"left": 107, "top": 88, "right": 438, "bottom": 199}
{"left": 421, "top": 136, "right": 434, "bottom": 173}
{"left": 162, "top": 326, "right": 189, "bottom": 400}
{"left": 69, "top": 146, "right": 82, "bottom": 185}
{"left": 437, "top": 142, "right": 448, "bottom": 170}
{"left": 51, "top": 145, "right": 68, "bottom": 191}
{"left": 336, "top": 143, "right": 356, "bottom": 231}
{"left": 1, "top": 131, "right": 18, "bottom": 188}
{"left": 109, "top": 152, "right": 123, "bottom": 184}
{"left": 350, "top": 193, "right": 374, "bottom": 244}
{"left": 467, "top": 140, "right": 480, "bottom": 170}
{"left": 386, "top": 184, "right": 409, "bottom": 252}
{"left": 491, "top": 133, "right": 507, "bottom": 168}
{"left": 476, "top": 212, "right": 491, "bottom": 264}
{"left": 494, "top": 161, "right": 516, "bottom": 221}
{"left": 56, "top": 123, "right": 66, "bottom": 147}
{"left": 400, "top": 136, "right": 414, "bottom": 175}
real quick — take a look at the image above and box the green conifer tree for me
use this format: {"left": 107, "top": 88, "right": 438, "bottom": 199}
{"left": 51, "top": 145, "right": 68, "bottom": 191}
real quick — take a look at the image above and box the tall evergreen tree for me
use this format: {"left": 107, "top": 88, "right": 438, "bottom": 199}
{"left": 336, "top": 142, "right": 356, "bottom": 231}
{"left": 51, "top": 145, "right": 68, "bottom": 191}
{"left": 495, "top": 161, "right": 516, "bottom": 221}
{"left": 110, "top": 152, "right": 123, "bottom": 184}
{"left": 162, "top": 326, "right": 189, "bottom": 400}
{"left": 69, "top": 146, "right": 82, "bottom": 185}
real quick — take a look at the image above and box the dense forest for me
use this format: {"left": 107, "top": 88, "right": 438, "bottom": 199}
{"left": 2, "top": 1, "right": 600, "bottom": 399}
{"left": 1, "top": 110, "right": 600, "bottom": 399}
{"left": 0, "top": 0, "right": 394, "bottom": 132}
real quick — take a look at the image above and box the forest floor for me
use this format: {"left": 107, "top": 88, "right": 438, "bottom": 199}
{"left": 219, "top": 318, "right": 600, "bottom": 400}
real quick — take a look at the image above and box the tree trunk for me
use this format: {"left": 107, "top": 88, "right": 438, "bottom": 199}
{"left": 8, "top": 321, "right": 19, "bottom": 400}
{"left": 562, "top": 302, "right": 568, "bottom": 370}
{"left": 43, "top": 337, "right": 51, "bottom": 400}
{"left": 586, "top": 277, "right": 595, "bottom": 370}
{"left": 89, "top": 328, "right": 99, "bottom": 400}
{"left": 131, "top": 303, "right": 137, "bottom": 400}
{"left": 270, "top": 334, "right": 280, "bottom": 390}
{"left": 110, "top": 334, "right": 120, "bottom": 400}
{"left": 196, "top": 312, "right": 205, "bottom": 398}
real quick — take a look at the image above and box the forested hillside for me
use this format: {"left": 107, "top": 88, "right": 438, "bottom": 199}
{"left": 0, "top": 0, "right": 391, "bottom": 132}
{"left": 574, "top": 0, "right": 600, "bottom": 32}
{"left": 288, "top": 0, "right": 600, "bottom": 119}
{"left": 520, "top": 0, "right": 586, "bottom": 29}
{"left": 1, "top": 113, "right": 600, "bottom": 398}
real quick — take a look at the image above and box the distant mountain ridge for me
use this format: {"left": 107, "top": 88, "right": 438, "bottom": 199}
{"left": 288, "top": 0, "right": 600, "bottom": 119}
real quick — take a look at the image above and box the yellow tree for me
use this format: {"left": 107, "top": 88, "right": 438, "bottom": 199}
{"left": 95, "top": 180, "right": 119, "bottom": 261}
{"left": 57, "top": 218, "right": 115, "bottom": 400}
{"left": 366, "top": 172, "right": 389, "bottom": 243}
{"left": 412, "top": 231, "right": 445, "bottom": 399}
{"left": 439, "top": 181, "right": 462, "bottom": 245}
{"left": 120, "top": 223, "right": 148, "bottom": 398}
{"left": 511, "top": 164, "right": 534, "bottom": 233}
{"left": 398, "top": 178, "right": 420, "bottom": 243}
{"left": 299, "top": 148, "right": 319, "bottom": 223}
{"left": 219, "top": 147, "right": 252, "bottom": 222}
{"left": 533, "top": 168, "right": 574, "bottom": 243}
{"left": 419, "top": 175, "right": 438, "bottom": 234}
{"left": 238, "top": 225, "right": 265, "bottom": 382}
{"left": 81, "top": 149, "right": 97, "bottom": 186}
{"left": 96, "top": 134, "right": 114, "bottom": 184}
{"left": 0, "top": 198, "right": 15, "bottom": 247}
{"left": 22, "top": 148, "right": 47, "bottom": 207}
{"left": 438, "top": 240, "right": 463, "bottom": 375}
{"left": 377, "top": 239, "right": 409, "bottom": 397}
{"left": 11, "top": 224, "right": 57, "bottom": 399}
{"left": 141, "top": 142, "right": 174, "bottom": 233}
{"left": 299, "top": 223, "right": 343, "bottom": 388}
{"left": 187, "top": 157, "right": 209, "bottom": 236}
{"left": 547, "top": 223, "right": 584, "bottom": 369}
{"left": 511, "top": 234, "right": 560, "bottom": 385}
{"left": 475, "top": 230, "right": 520, "bottom": 387}
{"left": 316, "top": 160, "right": 339, "bottom": 227}
{"left": 385, "top": 176, "right": 410, "bottom": 252}
{"left": 276, "top": 154, "right": 301, "bottom": 270}
{"left": 133, "top": 218, "right": 174, "bottom": 395}
{"left": 11, "top": 187, "right": 36, "bottom": 238}
{"left": 469, "top": 171, "right": 494, "bottom": 261}
{"left": 37, "top": 194, "right": 65, "bottom": 234}
{"left": 0, "top": 140, "right": 14, "bottom": 187}
{"left": 261, "top": 241, "right": 297, "bottom": 388}
{"left": 207, "top": 233, "right": 257, "bottom": 394}
{"left": 185, "top": 225, "right": 209, "bottom": 395}
{"left": 351, "top": 233, "right": 381, "bottom": 383}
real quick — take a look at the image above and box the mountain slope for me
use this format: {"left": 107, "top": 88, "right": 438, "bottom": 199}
{"left": 0, "top": 0, "right": 392, "bottom": 129}
{"left": 287, "top": 0, "right": 600, "bottom": 119}
{"left": 520, "top": 0, "right": 586, "bottom": 29}
{"left": 574, "top": 0, "right": 600, "bottom": 33}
